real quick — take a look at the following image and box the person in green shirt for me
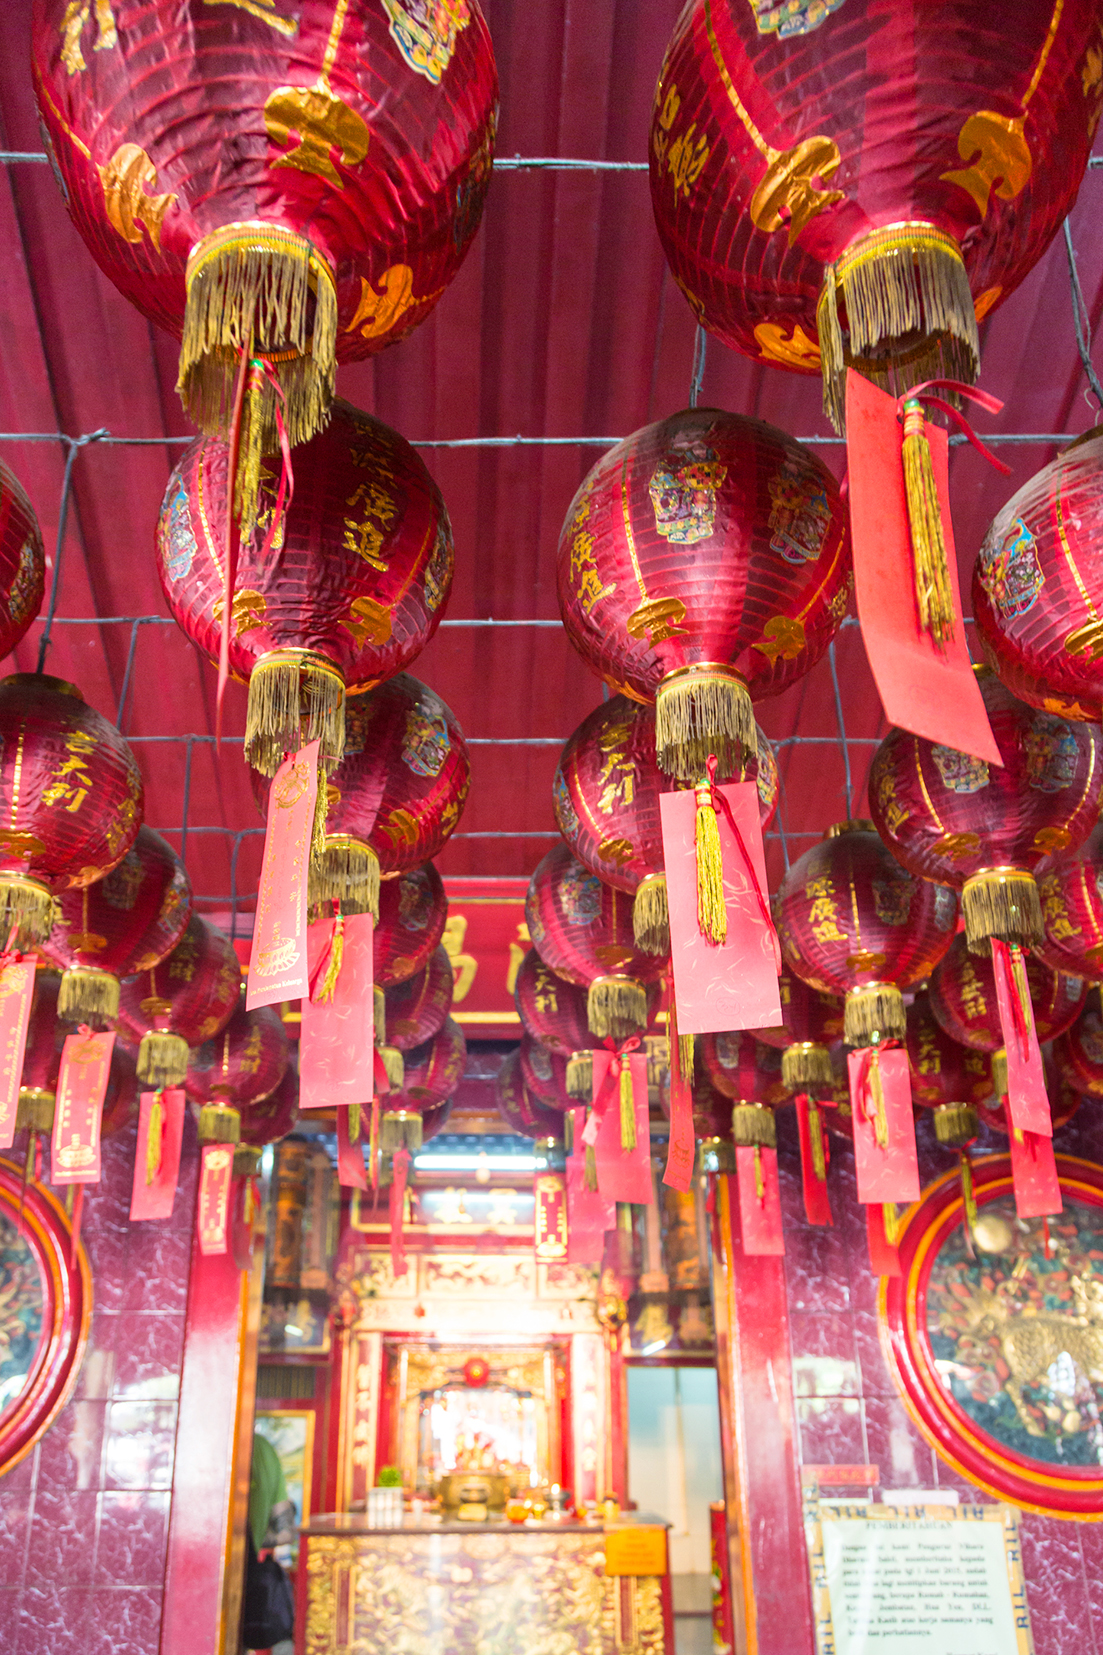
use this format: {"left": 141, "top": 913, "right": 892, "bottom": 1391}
{"left": 247, "top": 1432, "right": 297, "bottom": 1654}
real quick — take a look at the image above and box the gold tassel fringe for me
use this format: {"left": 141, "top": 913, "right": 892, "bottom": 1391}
{"left": 374, "top": 985, "right": 386, "bottom": 1046}
{"left": 59, "top": 967, "right": 119, "bottom": 1025}
{"left": 632, "top": 874, "right": 669, "bottom": 956}
{"left": 934, "top": 1102, "right": 978, "bottom": 1146}
{"left": 1009, "top": 943, "right": 1034, "bottom": 1035}
{"left": 806, "top": 1097, "right": 827, "bottom": 1182}
{"left": 315, "top": 910, "right": 345, "bottom": 1004}
{"left": 16, "top": 1088, "right": 55, "bottom": 1132}
{"left": 844, "top": 982, "right": 905, "bottom": 1047}
{"left": 731, "top": 1102, "right": 777, "bottom": 1149}
{"left": 178, "top": 221, "right": 337, "bottom": 450}
{"left": 782, "top": 1041, "right": 834, "bottom": 1092}
{"left": 696, "top": 1135, "right": 736, "bottom": 1175}
{"left": 961, "top": 1152, "right": 979, "bottom": 1231}
{"left": 694, "top": 783, "right": 727, "bottom": 946}
{"left": 564, "top": 1111, "right": 574, "bottom": 1153}
{"left": 679, "top": 1031, "right": 695, "bottom": 1083}
{"left": 566, "top": 1050, "right": 593, "bottom": 1100}
{"left": 867, "top": 1050, "right": 889, "bottom": 1149}
{"left": 0, "top": 876, "right": 55, "bottom": 948}
{"left": 348, "top": 1100, "right": 361, "bottom": 1143}
{"left": 882, "top": 1201, "right": 901, "bottom": 1247}
{"left": 379, "top": 1110, "right": 422, "bottom": 1154}
{"left": 309, "top": 836, "right": 380, "bottom": 921}
{"left": 587, "top": 975, "right": 648, "bottom": 1040}
{"left": 901, "top": 399, "right": 956, "bottom": 648}
{"left": 619, "top": 1064, "right": 636, "bottom": 1151}
{"left": 246, "top": 649, "right": 346, "bottom": 777}
{"left": 816, "top": 223, "right": 978, "bottom": 433}
{"left": 991, "top": 1048, "right": 1008, "bottom": 1099}
{"left": 654, "top": 665, "right": 755, "bottom": 783}
{"left": 962, "top": 869, "right": 1043, "bottom": 954}
{"left": 138, "top": 1030, "right": 189, "bottom": 1089}
{"left": 233, "top": 1145, "right": 262, "bottom": 1178}
{"left": 146, "top": 1093, "right": 163, "bottom": 1183}
{"left": 198, "top": 1103, "right": 241, "bottom": 1144}
{"left": 584, "top": 1142, "right": 598, "bottom": 1192}
{"left": 379, "top": 1045, "right": 405, "bottom": 1090}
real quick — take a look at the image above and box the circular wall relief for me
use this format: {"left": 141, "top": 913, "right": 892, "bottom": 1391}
{"left": 0, "top": 1155, "right": 91, "bottom": 1478}
{"left": 881, "top": 1153, "right": 1103, "bottom": 1518}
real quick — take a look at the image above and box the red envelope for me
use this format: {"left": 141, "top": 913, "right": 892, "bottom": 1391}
{"left": 52, "top": 1028, "right": 114, "bottom": 1185}
{"left": 247, "top": 740, "right": 319, "bottom": 1009}
{"left": 300, "top": 913, "right": 375, "bottom": 1109}
{"left": 590, "top": 1050, "right": 652, "bottom": 1203}
{"left": 866, "top": 1204, "right": 902, "bottom": 1277}
{"left": 0, "top": 961, "right": 36, "bottom": 1150}
{"left": 1008, "top": 1129, "right": 1063, "bottom": 1219}
{"left": 848, "top": 1047, "right": 920, "bottom": 1205}
{"left": 845, "top": 371, "right": 1001, "bottom": 764}
{"left": 735, "top": 1145, "right": 785, "bottom": 1255}
{"left": 991, "top": 939, "right": 1051, "bottom": 1137}
{"left": 660, "top": 782, "right": 782, "bottom": 1035}
{"left": 795, "top": 1094, "right": 833, "bottom": 1227}
{"left": 566, "top": 1122, "right": 615, "bottom": 1265}
{"left": 337, "top": 1105, "right": 368, "bottom": 1189}
{"left": 198, "top": 1143, "right": 234, "bottom": 1255}
{"left": 129, "top": 1090, "right": 185, "bottom": 1221}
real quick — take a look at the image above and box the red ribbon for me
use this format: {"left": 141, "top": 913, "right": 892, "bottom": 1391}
{"left": 991, "top": 938, "right": 1032, "bottom": 1063}
{"left": 853, "top": 1039, "right": 900, "bottom": 1138}
{"left": 704, "top": 756, "right": 782, "bottom": 970}
{"left": 895, "top": 379, "right": 1011, "bottom": 476}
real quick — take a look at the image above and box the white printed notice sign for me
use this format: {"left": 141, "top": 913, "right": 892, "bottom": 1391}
{"left": 805, "top": 1502, "right": 1033, "bottom": 1655}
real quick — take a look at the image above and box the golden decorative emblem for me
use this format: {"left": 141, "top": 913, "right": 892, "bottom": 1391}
{"left": 265, "top": 84, "right": 370, "bottom": 187}
{"left": 941, "top": 112, "right": 1032, "bottom": 216}
{"left": 1033, "top": 825, "right": 1072, "bottom": 854}
{"left": 0, "top": 830, "right": 45, "bottom": 858}
{"left": 931, "top": 830, "right": 981, "bottom": 860}
{"left": 754, "top": 321, "right": 821, "bottom": 368}
{"left": 99, "top": 144, "right": 177, "bottom": 253}
{"left": 594, "top": 944, "right": 634, "bottom": 969}
{"left": 212, "top": 588, "right": 267, "bottom": 636}
{"left": 625, "top": 598, "right": 687, "bottom": 646}
{"left": 377, "top": 808, "right": 419, "bottom": 849}
{"left": 346, "top": 266, "right": 445, "bottom": 341}
{"left": 204, "top": 0, "right": 297, "bottom": 35}
{"left": 751, "top": 614, "right": 805, "bottom": 663}
{"left": 1064, "top": 618, "right": 1103, "bottom": 659}
{"left": 341, "top": 596, "right": 392, "bottom": 647}
{"left": 59, "top": 1, "right": 118, "bottom": 75}
{"left": 845, "top": 950, "right": 886, "bottom": 973}
{"left": 67, "top": 931, "right": 108, "bottom": 952}
{"left": 749, "top": 136, "right": 845, "bottom": 243}
{"left": 274, "top": 762, "right": 310, "bottom": 810}
{"left": 597, "top": 837, "right": 634, "bottom": 868}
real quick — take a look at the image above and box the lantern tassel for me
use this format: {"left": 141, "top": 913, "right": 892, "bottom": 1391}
{"left": 807, "top": 1097, "right": 827, "bottom": 1183}
{"left": 146, "top": 1092, "right": 164, "bottom": 1186}
{"left": 961, "top": 1150, "right": 979, "bottom": 1233}
{"left": 587, "top": 975, "right": 648, "bottom": 1041}
{"left": 349, "top": 1100, "right": 361, "bottom": 1143}
{"left": 378, "top": 1046, "right": 405, "bottom": 1090}
{"left": 901, "top": 398, "right": 956, "bottom": 648}
{"left": 138, "top": 1030, "right": 189, "bottom": 1090}
{"left": 566, "top": 1050, "right": 593, "bottom": 1101}
{"left": 619, "top": 1064, "right": 636, "bottom": 1152}
{"left": 584, "top": 1142, "right": 598, "bottom": 1193}
{"left": 632, "top": 874, "right": 669, "bottom": 956}
{"left": 731, "top": 1103, "right": 776, "bottom": 1149}
{"left": 961, "top": 868, "right": 1044, "bottom": 953}
{"left": 314, "top": 909, "right": 345, "bottom": 1005}
{"left": 844, "top": 982, "right": 905, "bottom": 1046}
{"left": 197, "top": 1103, "right": 241, "bottom": 1144}
{"left": 866, "top": 1049, "right": 889, "bottom": 1150}
{"left": 58, "top": 967, "right": 119, "bottom": 1026}
{"left": 379, "top": 1110, "right": 423, "bottom": 1154}
{"left": 654, "top": 665, "right": 755, "bottom": 783}
{"left": 694, "top": 782, "right": 727, "bottom": 946}
{"left": 309, "top": 836, "right": 380, "bottom": 922}
{"left": 0, "top": 875, "right": 55, "bottom": 948}
{"left": 934, "top": 1103, "right": 979, "bottom": 1147}
{"left": 782, "top": 1040, "right": 833, "bottom": 1092}
{"left": 245, "top": 647, "right": 346, "bottom": 778}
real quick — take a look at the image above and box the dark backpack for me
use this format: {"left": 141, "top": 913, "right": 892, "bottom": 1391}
{"left": 243, "top": 1530, "right": 295, "bottom": 1650}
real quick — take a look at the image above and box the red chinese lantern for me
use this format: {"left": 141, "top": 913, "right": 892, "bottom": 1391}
{"left": 519, "top": 1034, "right": 573, "bottom": 1114}
{"left": 696, "top": 1030, "right": 786, "bottom": 1146}
{"left": 649, "top": 2, "right": 1100, "bottom": 429}
{"left": 380, "top": 1014, "right": 465, "bottom": 1153}
{"left": 775, "top": 821, "right": 957, "bottom": 1047}
{"left": 554, "top": 692, "right": 778, "bottom": 953}
{"left": 309, "top": 673, "right": 469, "bottom": 919}
{"left": 974, "top": 432, "right": 1103, "bottom": 721}
{"left": 1035, "top": 823, "right": 1103, "bottom": 981}
{"left": 100, "top": 1042, "right": 140, "bottom": 1141}
{"left": 0, "top": 459, "right": 45, "bottom": 655}
{"left": 15, "top": 969, "right": 65, "bottom": 1143}
{"left": 750, "top": 965, "right": 843, "bottom": 1093}
{"left": 420, "top": 1096, "right": 453, "bottom": 1145}
{"left": 374, "top": 862, "right": 448, "bottom": 988}
{"left": 158, "top": 404, "right": 452, "bottom": 777}
{"left": 238, "top": 1067, "right": 298, "bottom": 1150}
{"left": 906, "top": 992, "right": 994, "bottom": 1146}
{"left": 513, "top": 947, "right": 596, "bottom": 1102}
{"left": 556, "top": 409, "right": 851, "bottom": 780}
{"left": 0, "top": 674, "right": 143, "bottom": 945}
{"left": 870, "top": 669, "right": 1102, "bottom": 954}
{"left": 40, "top": 827, "right": 192, "bottom": 1024}
{"left": 525, "top": 843, "right": 665, "bottom": 1040}
{"left": 116, "top": 913, "right": 242, "bottom": 1089}
{"left": 33, "top": 0, "right": 497, "bottom": 481}
{"left": 1054, "top": 989, "right": 1103, "bottom": 1099}
{"left": 384, "top": 945, "right": 453, "bottom": 1050}
{"left": 496, "top": 1050, "right": 565, "bottom": 1142}
{"left": 186, "top": 1001, "right": 290, "bottom": 1144}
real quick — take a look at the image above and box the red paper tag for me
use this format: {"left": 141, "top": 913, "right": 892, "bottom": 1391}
{"left": 845, "top": 372, "right": 1001, "bottom": 765}
{"left": 847, "top": 1047, "right": 920, "bottom": 1205}
{"left": 246, "top": 739, "right": 319, "bottom": 1009}
{"left": 735, "top": 1145, "right": 785, "bottom": 1255}
{"left": 534, "top": 1172, "right": 569, "bottom": 1261}
{"left": 866, "top": 1204, "right": 902, "bottom": 1277}
{"left": 390, "top": 1146, "right": 411, "bottom": 1278}
{"left": 566, "top": 1117, "right": 615, "bottom": 1264}
{"left": 990, "top": 939, "right": 1052, "bottom": 1137}
{"left": 300, "top": 913, "right": 375, "bottom": 1108}
{"left": 337, "top": 1105, "right": 368, "bottom": 1189}
{"left": 129, "top": 1090, "right": 185, "bottom": 1221}
{"left": 198, "top": 1143, "right": 234, "bottom": 1254}
{"left": 659, "top": 783, "right": 782, "bottom": 1036}
{"left": 590, "top": 1050, "right": 652, "bottom": 1203}
{"left": 0, "top": 960, "right": 36, "bottom": 1150}
{"left": 1008, "top": 1128, "right": 1063, "bottom": 1218}
{"left": 663, "top": 1054, "right": 695, "bottom": 1194}
{"left": 795, "top": 1094, "right": 833, "bottom": 1227}
{"left": 51, "top": 1029, "right": 114, "bottom": 1184}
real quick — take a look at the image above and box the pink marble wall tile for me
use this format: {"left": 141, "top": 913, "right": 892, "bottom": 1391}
{"left": 796, "top": 1396, "right": 866, "bottom": 1468}
{"left": 12, "top": 1586, "right": 94, "bottom": 1655}
{"left": 862, "top": 1394, "right": 939, "bottom": 1491}
{"left": 788, "top": 1311, "right": 859, "bottom": 1389}
{"left": 36, "top": 1400, "right": 105, "bottom": 1492}
{"left": 850, "top": 1307, "right": 897, "bottom": 1398}
{"left": 0, "top": 1487, "right": 32, "bottom": 1589}
{"left": 782, "top": 1223, "right": 853, "bottom": 1313}
{"left": 94, "top": 1491, "right": 170, "bottom": 1588}
{"left": 102, "top": 1402, "right": 177, "bottom": 1491}
{"left": 84, "top": 1588, "right": 165, "bottom": 1655}
{"left": 1019, "top": 1516, "right": 1097, "bottom": 1655}
{"left": 1074, "top": 1520, "right": 1103, "bottom": 1654}
{"left": 0, "top": 1444, "right": 38, "bottom": 1494}
{"left": 24, "top": 1487, "right": 99, "bottom": 1588}
{"left": 109, "top": 1314, "right": 184, "bottom": 1402}
{"left": 118, "top": 1220, "right": 193, "bottom": 1315}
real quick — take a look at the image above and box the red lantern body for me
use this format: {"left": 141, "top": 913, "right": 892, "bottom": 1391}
{"left": 775, "top": 822, "right": 957, "bottom": 1045}
{"left": 906, "top": 992, "right": 993, "bottom": 1144}
{"left": 649, "top": 1, "right": 1100, "bottom": 426}
{"left": 0, "top": 459, "right": 45, "bottom": 658}
{"left": 186, "top": 1001, "right": 289, "bottom": 1109}
{"left": 400, "top": 1016, "right": 466, "bottom": 1108}
{"left": 0, "top": 674, "right": 143, "bottom": 944}
{"left": 699, "top": 1032, "right": 787, "bottom": 1106}
{"left": 556, "top": 409, "right": 851, "bottom": 779}
{"left": 19, "top": 970, "right": 65, "bottom": 1110}
{"left": 33, "top": 0, "right": 497, "bottom": 453}
{"left": 525, "top": 843, "right": 665, "bottom": 1041}
{"left": 513, "top": 947, "right": 597, "bottom": 1101}
{"left": 975, "top": 431, "right": 1103, "bottom": 721}
{"left": 116, "top": 913, "right": 242, "bottom": 1089}
{"left": 374, "top": 863, "right": 448, "bottom": 988}
{"left": 1036, "top": 824, "right": 1103, "bottom": 980}
{"left": 870, "top": 669, "right": 1102, "bottom": 952}
{"left": 158, "top": 404, "right": 453, "bottom": 775}
{"left": 928, "top": 932, "right": 1086, "bottom": 1051}
{"left": 41, "top": 827, "right": 192, "bottom": 1022}
{"left": 384, "top": 945, "right": 453, "bottom": 1051}
{"left": 519, "top": 1035, "right": 573, "bottom": 1113}
{"left": 1054, "top": 990, "right": 1103, "bottom": 1099}
{"left": 239, "top": 1066, "right": 298, "bottom": 1149}
{"left": 752, "top": 965, "right": 844, "bottom": 1092}
{"left": 496, "top": 1050, "right": 564, "bottom": 1142}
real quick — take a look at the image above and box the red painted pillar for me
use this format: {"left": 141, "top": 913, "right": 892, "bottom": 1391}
{"left": 711, "top": 1175, "right": 814, "bottom": 1655}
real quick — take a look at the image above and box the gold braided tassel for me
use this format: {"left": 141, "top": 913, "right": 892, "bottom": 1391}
{"left": 584, "top": 1142, "right": 598, "bottom": 1193}
{"left": 619, "top": 1064, "right": 636, "bottom": 1152}
{"left": 901, "top": 398, "right": 956, "bottom": 648}
{"left": 315, "top": 910, "right": 345, "bottom": 1003}
{"left": 349, "top": 1100, "right": 361, "bottom": 1143}
{"left": 961, "top": 1151, "right": 978, "bottom": 1232}
{"left": 867, "top": 1049, "right": 889, "bottom": 1149}
{"left": 1009, "top": 943, "right": 1034, "bottom": 1037}
{"left": 694, "top": 783, "right": 727, "bottom": 945}
{"left": 882, "top": 1201, "right": 900, "bottom": 1247}
{"left": 146, "top": 1093, "right": 163, "bottom": 1185}
{"left": 807, "top": 1097, "right": 827, "bottom": 1183}
{"left": 753, "top": 1144, "right": 765, "bottom": 1201}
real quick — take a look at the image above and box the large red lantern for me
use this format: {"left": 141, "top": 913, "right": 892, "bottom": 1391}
{"left": 519, "top": 1035, "right": 573, "bottom": 1114}
{"left": 40, "top": 827, "right": 192, "bottom": 1023}
{"left": 309, "top": 673, "right": 469, "bottom": 918}
{"left": 513, "top": 947, "right": 597, "bottom": 1101}
{"left": 33, "top": 1, "right": 497, "bottom": 475}
{"left": 649, "top": 2, "right": 1100, "bottom": 429}
{"left": 906, "top": 992, "right": 994, "bottom": 1146}
{"left": 374, "top": 862, "right": 448, "bottom": 988}
{"left": 929, "top": 932, "right": 1087, "bottom": 1054}
{"left": 525, "top": 843, "right": 665, "bottom": 1040}
{"left": 870, "top": 668, "right": 1102, "bottom": 953}
{"left": 0, "top": 459, "right": 45, "bottom": 656}
{"left": 697, "top": 1030, "right": 786, "bottom": 1146}
{"left": 0, "top": 675, "right": 143, "bottom": 945}
{"left": 1036, "top": 824, "right": 1103, "bottom": 981}
{"left": 384, "top": 945, "right": 453, "bottom": 1050}
{"left": 974, "top": 432, "right": 1103, "bottom": 721}
{"left": 186, "top": 1001, "right": 290, "bottom": 1144}
{"left": 556, "top": 409, "right": 851, "bottom": 780}
{"left": 158, "top": 404, "right": 452, "bottom": 777}
{"left": 496, "top": 1050, "right": 564, "bottom": 1143}
{"left": 1054, "top": 990, "right": 1103, "bottom": 1099}
{"left": 116, "top": 913, "right": 242, "bottom": 1089}
{"left": 553, "top": 692, "right": 777, "bottom": 953}
{"left": 750, "top": 965, "right": 843, "bottom": 1093}
{"left": 775, "top": 822, "right": 957, "bottom": 1047}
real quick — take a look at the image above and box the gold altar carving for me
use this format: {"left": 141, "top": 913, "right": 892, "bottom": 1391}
{"left": 343, "top": 1248, "right": 601, "bottom": 1336}
{"left": 393, "top": 1342, "right": 561, "bottom": 1491}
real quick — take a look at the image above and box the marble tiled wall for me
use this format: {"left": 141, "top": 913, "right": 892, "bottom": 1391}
{"left": 777, "top": 1106, "right": 1103, "bottom": 1655}
{"left": 0, "top": 1118, "right": 198, "bottom": 1655}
